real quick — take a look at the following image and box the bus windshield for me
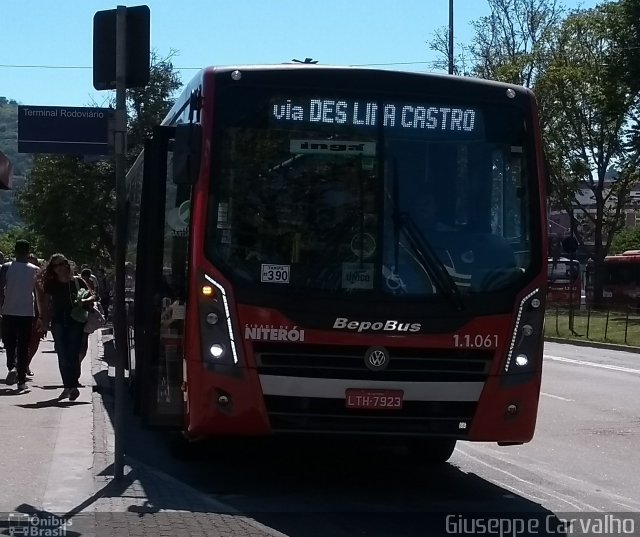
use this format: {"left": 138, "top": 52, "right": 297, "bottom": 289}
{"left": 207, "top": 84, "right": 535, "bottom": 299}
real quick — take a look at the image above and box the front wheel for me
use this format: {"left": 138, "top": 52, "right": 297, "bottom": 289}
{"left": 406, "top": 438, "right": 457, "bottom": 464}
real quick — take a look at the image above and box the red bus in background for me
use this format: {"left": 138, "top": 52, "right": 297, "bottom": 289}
{"left": 587, "top": 251, "right": 640, "bottom": 306}
{"left": 547, "top": 257, "right": 581, "bottom": 305}
{"left": 124, "top": 65, "right": 547, "bottom": 463}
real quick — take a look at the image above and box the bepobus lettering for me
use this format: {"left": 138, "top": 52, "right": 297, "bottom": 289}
{"left": 333, "top": 317, "right": 421, "bottom": 333}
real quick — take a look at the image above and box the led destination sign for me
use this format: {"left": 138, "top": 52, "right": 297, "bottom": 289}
{"left": 271, "top": 98, "right": 482, "bottom": 136}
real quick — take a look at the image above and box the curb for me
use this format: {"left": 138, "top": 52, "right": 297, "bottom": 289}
{"left": 124, "top": 455, "right": 289, "bottom": 537}
{"left": 545, "top": 336, "right": 640, "bottom": 354}
{"left": 91, "top": 330, "right": 288, "bottom": 537}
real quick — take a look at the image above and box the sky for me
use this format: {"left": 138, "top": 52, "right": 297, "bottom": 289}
{"left": 0, "top": 0, "right": 601, "bottom": 108}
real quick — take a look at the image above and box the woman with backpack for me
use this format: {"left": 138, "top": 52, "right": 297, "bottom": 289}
{"left": 36, "top": 254, "right": 94, "bottom": 401}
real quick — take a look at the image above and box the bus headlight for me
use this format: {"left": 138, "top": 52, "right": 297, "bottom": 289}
{"left": 503, "top": 289, "right": 545, "bottom": 385}
{"left": 209, "top": 344, "right": 225, "bottom": 358}
{"left": 199, "top": 273, "right": 242, "bottom": 368}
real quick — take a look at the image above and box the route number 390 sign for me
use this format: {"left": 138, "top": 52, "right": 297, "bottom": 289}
{"left": 261, "top": 264, "right": 290, "bottom": 284}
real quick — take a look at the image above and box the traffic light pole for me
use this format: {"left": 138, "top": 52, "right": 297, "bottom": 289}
{"left": 93, "top": 3, "right": 148, "bottom": 482}
{"left": 113, "top": 4, "right": 127, "bottom": 481}
{"left": 448, "top": 0, "right": 454, "bottom": 74}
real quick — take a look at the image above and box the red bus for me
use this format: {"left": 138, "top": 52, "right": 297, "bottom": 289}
{"left": 124, "top": 65, "right": 547, "bottom": 463}
{"left": 587, "top": 251, "right": 640, "bottom": 306}
{"left": 547, "top": 257, "right": 581, "bottom": 305}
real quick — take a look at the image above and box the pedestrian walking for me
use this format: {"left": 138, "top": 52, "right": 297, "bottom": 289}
{"left": 36, "top": 254, "right": 94, "bottom": 401}
{"left": 26, "top": 255, "right": 45, "bottom": 374}
{"left": 96, "top": 268, "right": 111, "bottom": 321}
{"left": 0, "top": 240, "right": 40, "bottom": 392}
{"left": 78, "top": 268, "right": 102, "bottom": 363}
{"left": 81, "top": 265, "right": 100, "bottom": 296}
{"left": 0, "top": 249, "right": 4, "bottom": 349}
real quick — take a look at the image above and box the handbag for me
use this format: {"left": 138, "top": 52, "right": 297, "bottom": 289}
{"left": 69, "top": 276, "right": 89, "bottom": 323}
{"left": 70, "top": 277, "right": 91, "bottom": 324}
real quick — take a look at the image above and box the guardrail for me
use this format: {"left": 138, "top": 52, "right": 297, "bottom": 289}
{"left": 545, "top": 301, "right": 640, "bottom": 347}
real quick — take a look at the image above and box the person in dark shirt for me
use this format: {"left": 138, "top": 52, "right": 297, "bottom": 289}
{"left": 36, "top": 254, "right": 93, "bottom": 401}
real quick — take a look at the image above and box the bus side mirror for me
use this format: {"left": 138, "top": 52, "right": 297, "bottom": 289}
{"left": 173, "top": 123, "right": 201, "bottom": 185}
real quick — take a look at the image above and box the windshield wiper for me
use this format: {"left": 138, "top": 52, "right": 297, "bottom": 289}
{"left": 398, "top": 213, "right": 465, "bottom": 311}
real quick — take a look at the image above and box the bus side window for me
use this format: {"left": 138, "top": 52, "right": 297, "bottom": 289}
{"left": 173, "top": 123, "right": 202, "bottom": 185}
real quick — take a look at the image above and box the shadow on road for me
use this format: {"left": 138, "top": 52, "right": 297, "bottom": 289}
{"left": 16, "top": 398, "right": 91, "bottom": 409}
{"left": 93, "top": 335, "right": 568, "bottom": 537}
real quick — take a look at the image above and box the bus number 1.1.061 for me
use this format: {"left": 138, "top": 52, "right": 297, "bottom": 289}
{"left": 453, "top": 334, "right": 499, "bottom": 349}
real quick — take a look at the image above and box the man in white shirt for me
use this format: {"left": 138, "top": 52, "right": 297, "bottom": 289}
{"left": 0, "top": 240, "right": 39, "bottom": 392}
{"left": 81, "top": 265, "right": 100, "bottom": 298}
{"left": 0, "top": 250, "right": 4, "bottom": 348}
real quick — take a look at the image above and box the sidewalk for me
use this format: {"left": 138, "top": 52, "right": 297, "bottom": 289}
{"left": 0, "top": 332, "right": 286, "bottom": 537}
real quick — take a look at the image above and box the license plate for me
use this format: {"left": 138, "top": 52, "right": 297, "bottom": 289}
{"left": 345, "top": 389, "right": 404, "bottom": 410}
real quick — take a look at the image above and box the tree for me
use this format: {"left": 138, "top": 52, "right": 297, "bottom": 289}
{"left": 611, "top": 226, "right": 640, "bottom": 254}
{"left": 15, "top": 57, "right": 182, "bottom": 267}
{"left": 606, "top": 0, "right": 640, "bottom": 179}
{"left": 0, "top": 226, "right": 46, "bottom": 260}
{"left": 16, "top": 156, "right": 114, "bottom": 266}
{"left": 536, "top": 5, "right": 640, "bottom": 301}
{"left": 428, "top": 31, "right": 474, "bottom": 76}
{"left": 429, "top": 0, "right": 564, "bottom": 86}
{"left": 606, "top": 0, "right": 640, "bottom": 93}
{"left": 126, "top": 52, "right": 182, "bottom": 161}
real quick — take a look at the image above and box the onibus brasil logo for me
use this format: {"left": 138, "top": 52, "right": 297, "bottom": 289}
{"left": 7, "top": 513, "right": 71, "bottom": 536}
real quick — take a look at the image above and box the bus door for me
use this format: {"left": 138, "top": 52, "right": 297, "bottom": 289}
{"left": 134, "top": 125, "right": 191, "bottom": 428}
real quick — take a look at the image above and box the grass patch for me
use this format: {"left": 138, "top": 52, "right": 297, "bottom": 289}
{"left": 545, "top": 307, "right": 640, "bottom": 347}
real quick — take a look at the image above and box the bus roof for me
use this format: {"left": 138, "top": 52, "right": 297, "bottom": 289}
{"left": 197, "top": 63, "right": 532, "bottom": 90}
{"left": 605, "top": 251, "right": 640, "bottom": 262}
{"left": 163, "top": 63, "right": 536, "bottom": 126}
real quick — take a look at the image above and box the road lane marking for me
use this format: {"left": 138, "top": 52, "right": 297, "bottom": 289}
{"left": 458, "top": 448, "right": 600, "bottom": 510}
{"left": 544, "top": 354, "right": 640, "bottom": 375}
{"left": 541, "top": 392, "right": 573, "bottom": 402}
{"left": 462, "top": 445, "right": 640, "bottom": 512}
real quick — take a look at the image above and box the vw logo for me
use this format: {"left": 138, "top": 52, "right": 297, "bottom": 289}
{"left": 364, "top": 346, "right": 390, "bottom": 371}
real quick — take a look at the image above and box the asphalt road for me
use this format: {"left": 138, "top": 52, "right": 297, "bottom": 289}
{"left": 122, "top": 341, "right": 640, "bottom": 537}
{"left": 457, "top": 342, "right": 640, "bottom": 512}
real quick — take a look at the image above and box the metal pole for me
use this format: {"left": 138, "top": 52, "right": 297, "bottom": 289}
{"left": 625, "top": 306, "right": 630, "bottom": 344}
{"left": 448, "top": 0, "right": 454, "bottom": 74}
{"left": 113, "top": 4, "right": 128, "bottom": 481}
{"left": 568, "top": 207, "right": 575, "bottom": 334}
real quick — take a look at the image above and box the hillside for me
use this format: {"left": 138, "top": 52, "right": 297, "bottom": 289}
{"left": 0, "top": 97, "right": 32, "bottom": 232}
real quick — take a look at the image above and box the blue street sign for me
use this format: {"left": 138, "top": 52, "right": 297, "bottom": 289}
{"left": 18, "top": 105, "right": 113, "bottom": 155}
